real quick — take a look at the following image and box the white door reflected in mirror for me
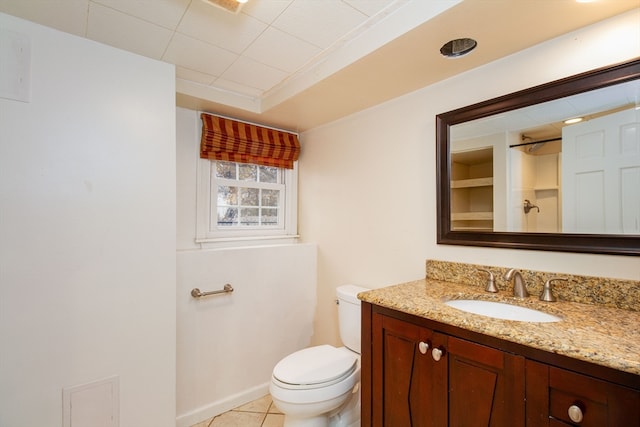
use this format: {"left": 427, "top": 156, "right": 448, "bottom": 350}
{"left": 449, "top": 79, "right": 640, "bottom": 235}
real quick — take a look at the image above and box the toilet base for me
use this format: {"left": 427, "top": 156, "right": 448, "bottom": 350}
{"left": 273, "top": 390, "right": 349, "bottom": 427}
{"left": 283, "top": 414, "right": 329, "bottom": 427}
{"left": 282, "top": 416, "right": 359, "bottom": 427}
{"left": 277, "top": 386, "right": 360, "bottom": 427}
{"left": 328, "top": 385, "right": 360, "bottom": 427}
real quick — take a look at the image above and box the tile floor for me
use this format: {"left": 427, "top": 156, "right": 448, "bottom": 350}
{"left": 190, "top": 395, "right": 284, "bottom": 427}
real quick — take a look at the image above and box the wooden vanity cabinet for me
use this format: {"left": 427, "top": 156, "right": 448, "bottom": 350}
{"left": 369, "top": 310, "right": 525, "bottom": 427}
{"left": 526, "top": 360, "right": 640, "bottom": 426}
{"left": 361, "top": 302, "right": 640, "bottom": 427}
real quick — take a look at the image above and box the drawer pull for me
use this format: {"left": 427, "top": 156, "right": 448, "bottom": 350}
{"left": 418, "top": 341, "right": 430, "bottom": 355}
{"left": 568, "top": 403, "right": 584, "bottom": 423}
{"left": 432, "top": 347, "right": 444, "bottom": 362}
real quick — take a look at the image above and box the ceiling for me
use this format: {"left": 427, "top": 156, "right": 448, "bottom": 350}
{"left": 1, "top": 0, "right": 638, "bottom": 131}
{"left": 452, "top": 79, "right": 640, "bottom": 141}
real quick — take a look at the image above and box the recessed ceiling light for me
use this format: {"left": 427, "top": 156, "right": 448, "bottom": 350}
{"left": 440, "top": 38, "right": 477, "bottom": 58}
{"left": 564, "top": 117, "right": 584, "bottom": 124}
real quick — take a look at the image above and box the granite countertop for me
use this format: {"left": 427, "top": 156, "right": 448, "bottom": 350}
{"left": 358, "top": 279, "right": 640, "bottom": 376}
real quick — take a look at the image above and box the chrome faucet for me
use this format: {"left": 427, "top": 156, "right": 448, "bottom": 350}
{"left": 503, "top": 268, "right": 529, "bottom": 298}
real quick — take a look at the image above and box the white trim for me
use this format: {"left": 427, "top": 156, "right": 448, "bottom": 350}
{"left": 195, "top": 156, "right": 212, "bottom": 241}
{"left": 195, "top": 234, "right": 300, "bottom": 244}
{"left": 196, "top": 159, "right": 298, "bottom": 244}
{"left": 195, "top": 235, "right": 300, "bottom": 250}
{"left": 284, "top": 160, "right": 298, "bottom": 236}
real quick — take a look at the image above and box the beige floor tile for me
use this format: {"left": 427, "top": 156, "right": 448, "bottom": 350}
{"left": 190, "top": 418, "right": 212, "bottom": 427}
{"left": 209, "top": 410, "right": 265, "bottom": 427}
{"left": 267, "top": 402, "right": 283, "bottom": 414}
{"left": 262, "top": 413, "right": 285, "bottom": 427}
{"left": 233, "top": 394, "right": 272, "bottom": 413}
{"left": 190, "top": 395, "right": 286, "bottom": 427}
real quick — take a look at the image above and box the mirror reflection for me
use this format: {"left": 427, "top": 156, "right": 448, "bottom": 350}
{"left": 449, "top": 79, "right": 640, "bottom": 235}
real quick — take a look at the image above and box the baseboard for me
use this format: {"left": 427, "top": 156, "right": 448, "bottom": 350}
{"left": 175, "top": 382, "right": 270, "bottom": 427}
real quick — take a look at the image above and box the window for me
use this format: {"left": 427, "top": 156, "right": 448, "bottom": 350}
{"left": 196, "top": 113, "right": 300, "bottom": 245}
{"left": 196, "top": 159, "right": 298, "bottom": 243}
{"left": 216, "top": 161, "right": 283, "bottom": 227}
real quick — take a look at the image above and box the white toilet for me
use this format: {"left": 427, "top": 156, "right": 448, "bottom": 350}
{"left": 270, "top": 284, "right": 368, "bottom": 427}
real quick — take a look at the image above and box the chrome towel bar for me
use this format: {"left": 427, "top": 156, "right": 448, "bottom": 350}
{"left": 191, "top": 284, "right": 234, "bottom": 298}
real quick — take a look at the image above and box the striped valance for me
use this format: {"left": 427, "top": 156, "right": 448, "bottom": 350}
{"left": 200, "top": 113, "right": 300, "bottom": 169}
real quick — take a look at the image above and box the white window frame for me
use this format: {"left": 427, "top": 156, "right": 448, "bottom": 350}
{"left": 196, "top": 158, "right": 298, "bottom": 245}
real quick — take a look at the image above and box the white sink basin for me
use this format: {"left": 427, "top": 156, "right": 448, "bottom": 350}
{"left": 445, "top": 299, "right": 561, "bottom": 323}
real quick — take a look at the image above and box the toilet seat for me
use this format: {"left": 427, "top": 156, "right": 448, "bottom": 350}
{"left": 272, "top": 345, "right": 357, "bottom": 390}
{"left": 270, "top": 365, "right": 359, "bottom": 407}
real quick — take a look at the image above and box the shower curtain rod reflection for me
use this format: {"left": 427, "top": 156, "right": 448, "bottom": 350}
{"left": 509, "top": 137, "right": 562, "bottom": 148}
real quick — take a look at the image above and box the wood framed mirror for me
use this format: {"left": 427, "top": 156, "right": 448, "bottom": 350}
{"left": 436, "top": 58, "right": 640, "bottom": 255}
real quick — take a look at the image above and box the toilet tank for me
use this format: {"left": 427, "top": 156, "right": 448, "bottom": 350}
{"left": 336, "top": 285, "right": 369, "bottom": 354}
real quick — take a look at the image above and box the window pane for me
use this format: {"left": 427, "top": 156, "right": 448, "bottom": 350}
{"left": 261, "top": 208, "right": 278, "bottom": 225}
{"left": 206, "top": 161, "right": 292, "bottom": 235}
{"left": 261, "top": 189, "right": 279, "bottom": 207}
{"left": 259, "top": 166, "right": 278, "bottom": 183}
{"left": 216, "top": 161, "right": 236, "bottom": 179}
{"left": 239, "top": 164, "right": 257, "bottom": 181}
{"left": 217, "top": 207, "right": 237, "bottom": 226}
{"left": 217, "top": 186, "right": 238, "bottom": 205}
{"left": 240, "top": 208, "right": 259, "bottom": 225}
{"left": 240, "top": 188, "right": 259, "bottom": 206}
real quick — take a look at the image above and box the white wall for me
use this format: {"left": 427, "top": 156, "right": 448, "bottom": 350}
{"left": 299, "top": 10, "right": 640, "bottom": 347}
{"left": 0, "top": 13, "right": 176, "bottom": 427}
{"left": 175, "top": 107, "right": 317, "bottom": 426}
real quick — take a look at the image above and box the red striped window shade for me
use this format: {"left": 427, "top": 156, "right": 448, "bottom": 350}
{"left": 200, "top": 113, "right": 300, "bottom": 169}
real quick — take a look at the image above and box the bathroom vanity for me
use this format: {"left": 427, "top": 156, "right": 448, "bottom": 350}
{"left": 359, "top": 262, "right": 640, "bottom": 426}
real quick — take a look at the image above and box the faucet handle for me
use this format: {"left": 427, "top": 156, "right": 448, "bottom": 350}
{"left": 540, "top": 277, "right": 568, "bottom": 302}
{"left": 477, "top": 269, "right": 498, "bottom": 293}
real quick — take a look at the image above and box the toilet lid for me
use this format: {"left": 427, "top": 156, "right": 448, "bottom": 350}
{"left": 273, "top": 345, "right": 357, "bottom": 386}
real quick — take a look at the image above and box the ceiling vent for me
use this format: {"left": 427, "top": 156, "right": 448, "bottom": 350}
{"left": 201, "top": 0, "right": 245, "bottom": 14}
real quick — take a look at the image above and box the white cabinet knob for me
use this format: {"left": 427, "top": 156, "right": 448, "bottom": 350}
{"left": 568, "top": 404, "right": 584, "bottom": 423}
{"left": 432, "top": 347, "right": 444, "bottom": 362}
{"left": 418, "top": 341, "right": 429, "bottom": 355}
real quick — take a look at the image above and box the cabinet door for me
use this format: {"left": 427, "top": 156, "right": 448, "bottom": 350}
{"left": 447, "top": 335, "right": 526, "bottom": 427}
{"left": 372, "top": 313, "right": 447, "bottom": 427}
{"left": 372, "top": 313, "right": 525, "bottom": 427}
{"left": 526, "top": 360, "right": 640, "bottom": 426}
